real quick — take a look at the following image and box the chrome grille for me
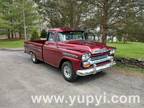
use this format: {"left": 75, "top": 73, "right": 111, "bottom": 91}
{"left": 92, "top": 48, "right": 109, "bottom": 54}
{"left": 91, "top": 55, "right": 108, "bottom": 61}
{"left": 90, "top": 48, "right": 110, "bottom": 64}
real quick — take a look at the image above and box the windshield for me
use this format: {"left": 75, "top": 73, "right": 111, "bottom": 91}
{"left": 58, "top": 31, "right": 85, "bottom": 41}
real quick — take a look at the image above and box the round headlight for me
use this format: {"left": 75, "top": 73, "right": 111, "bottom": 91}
{"left": 110, "top": 49, "right": 116, "bottom": 55}
{"left": 82, "top": 53, "right": 91, "bottom": 61}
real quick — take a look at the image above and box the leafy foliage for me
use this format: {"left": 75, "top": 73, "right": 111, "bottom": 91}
{"left": 0, "top": 0, "right": 40, "bottom": 39}
{"left": 40, "top": 29, "right": 47, "bottom": 38}
{"left": 35, "top": 0, "right": 144, "bottom": 43}
{"left": 0, "top": 0, "right": 144, "bottom": 42}
{"left": 30, "top": 29, "right": 39, "bottom": 40}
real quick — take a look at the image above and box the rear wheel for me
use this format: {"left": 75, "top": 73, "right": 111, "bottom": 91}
{"left": 61, "top": 61, "right": 77, "bottom": 82}
{"left": 30, "top": 52, "right": 39, "bottom": 63}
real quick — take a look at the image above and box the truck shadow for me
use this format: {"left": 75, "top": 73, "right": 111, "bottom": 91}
{"left": 37, "top": 61, "right": 107, "bottom": 83}
{"left": 76, "top": 72, "right": 106, "bottom": 84}
{"left": 40, "top": 62, "right": 61, "bottom": 75}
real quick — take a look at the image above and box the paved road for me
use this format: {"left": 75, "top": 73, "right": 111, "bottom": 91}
{"left": 0, "top": 50, "right": 143, "bottom": 108}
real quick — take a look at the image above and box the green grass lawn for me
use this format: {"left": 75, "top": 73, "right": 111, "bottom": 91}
{"left": 0, "top": 39, "right": 24, "bottom": 48}
{"left": 114, "top": 63, "right": 144, "bottom": 74}
{"left": 108, "top": 42, "right": 144, "bottom": 60}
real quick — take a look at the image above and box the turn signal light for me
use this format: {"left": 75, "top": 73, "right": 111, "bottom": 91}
{"left": 83, "top": 63, "right": 91, "bottom": 68}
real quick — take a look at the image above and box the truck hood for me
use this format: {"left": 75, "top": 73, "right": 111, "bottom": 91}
{"left": 58, "top": 40, "right": 108, "bottom": 53}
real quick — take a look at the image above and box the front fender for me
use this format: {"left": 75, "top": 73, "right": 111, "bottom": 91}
{"left": 59, "top": 56, "right": 82, "bottom": 72}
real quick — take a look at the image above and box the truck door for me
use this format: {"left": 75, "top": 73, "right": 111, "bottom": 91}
{"left": 43, "top": 32, "right": 59, "bottom": 67}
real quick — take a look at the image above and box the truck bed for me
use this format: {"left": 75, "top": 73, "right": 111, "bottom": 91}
{"left": 24, "top": 40, "right": 46, "bottom": 61}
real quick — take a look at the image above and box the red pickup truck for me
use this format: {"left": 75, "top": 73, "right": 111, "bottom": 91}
{"left": 24, "top": 28, "right": 116, "bottom": 82}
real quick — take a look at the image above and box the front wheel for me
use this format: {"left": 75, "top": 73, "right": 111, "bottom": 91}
{"left": 61, "top": 61, "right": 77, "bottom": 82}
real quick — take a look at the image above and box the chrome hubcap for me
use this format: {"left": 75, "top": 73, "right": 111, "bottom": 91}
{"left": 63, "top": 65, "right": 71, "bottom": 78}
{"left": 31, "top": 54, "right": 36, "bottom": 62}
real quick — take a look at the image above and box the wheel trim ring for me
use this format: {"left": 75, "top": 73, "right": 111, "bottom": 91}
{"left": 63, "top": 65, "right": 71, "bottom": 78}
{"left": 31, "top": 54, "right": 36, "bottom": 62}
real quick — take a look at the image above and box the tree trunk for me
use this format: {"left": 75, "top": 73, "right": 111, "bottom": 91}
{"left": 111, "top": 35, "right": 114, "bottom": 43}
{"left": 100, "top": 0, "right": 108, "bottom": 45}
{"left": 11, "top": 31, "right": 14, "bottom": 39}
{"left": 14, "top": 33, "right": 17, "bottom": 39}
{"left": 123, "top": 33, "right": 128, "bottom": 43}
{"left": 7, "top": 30, "right": 10, "bottom": 39}
{"left": 19, "top": 32, "right": 22, "bottom": 39}
{"left": 101, "top": 24, "right": 108, "bottom": 44}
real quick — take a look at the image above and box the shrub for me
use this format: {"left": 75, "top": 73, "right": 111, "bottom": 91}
{"left": 40, "top": 29, "right": 47, "bottom": 38}
{"left": 30, "top": 29, "right": 39, "bottom": 40}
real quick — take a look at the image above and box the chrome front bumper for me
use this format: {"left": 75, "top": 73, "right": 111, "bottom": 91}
{"left": 76, "top": 57, "right": 116, "bottom": 76}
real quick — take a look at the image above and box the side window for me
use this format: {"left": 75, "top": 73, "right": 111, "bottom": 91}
{"left": 47, "top": 32, "right": 50, "bottom": 40}
{"left": 57, "top": 33, "right": 66, "bottom": 41}
{"left": 48, "top": 32, "right": 55, "bottom": 42}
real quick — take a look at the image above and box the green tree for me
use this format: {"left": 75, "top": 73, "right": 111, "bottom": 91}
{"left": 35, "top": 0, "right": 93, "bottom": 28}
{"left": 30, "top": 29, "right": 39, "bottom": 40}
{"left": 40, "top": 29, "right": 47, "bottom": 38}
{"left": 35, "top": 0, "right": 144, "bottom": 43}
{"left": 0, "top": 0, "right": 40, "bottom": 40}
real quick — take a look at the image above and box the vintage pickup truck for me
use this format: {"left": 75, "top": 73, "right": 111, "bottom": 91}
{"left": 24, "top": 28, "right": 116, "bottom": 82}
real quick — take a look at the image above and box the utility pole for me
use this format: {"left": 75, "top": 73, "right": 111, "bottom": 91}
{"left": 23, "top": 0, "right": 27, "bottom": 40}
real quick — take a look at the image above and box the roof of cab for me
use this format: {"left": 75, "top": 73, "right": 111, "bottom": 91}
{"left": 48, "top": 27, "right": 83, "bottom": 32}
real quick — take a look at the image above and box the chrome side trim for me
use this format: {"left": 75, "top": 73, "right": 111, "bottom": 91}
{"left": 63, "top": 52, "right": 78, "bottom": 58}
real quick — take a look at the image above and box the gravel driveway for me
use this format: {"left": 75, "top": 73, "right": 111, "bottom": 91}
{"left": 0, "top": 50, "right": 143, "bottom": 108}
